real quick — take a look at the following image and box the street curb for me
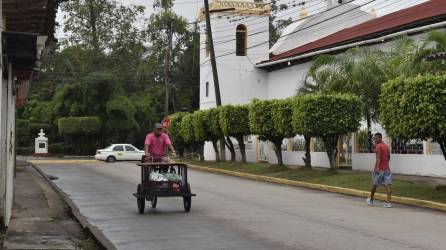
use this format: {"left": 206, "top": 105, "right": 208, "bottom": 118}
{"left": 30, "top": 159, "right": 102, "bottom": 165}
{"left": 187, "top": 164, "right": 446, "bottom": 212}
{"left": 31, "top": 164, "right": 117, "bottom": 250}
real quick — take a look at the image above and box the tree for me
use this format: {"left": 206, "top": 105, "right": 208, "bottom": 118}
{"left": 192, "top": 109, "right": 223, "bottom": 162}
{"left": 302, "top": 48, "right": 387, "bottom": 153}
{"left": 380, "top": 74, "right": 446, "bottom": 161}
{"left": 249, "top": 99, "right": 294, "bottom": 165}
{"left": 168, "top": 112, "right": 187, "bottom": 156}
{"left": 383, "top": 36, "right": 434, "bottom": 80}
{"left": 219, "top": 105, "right": 251, "bottom": 162}
{"left": 61, "top": 0, "right": 145, "bottom": 52}
{"left": 268, "top": 0, "right": 293, "bottom": 46}
{"left": 292, "top": 94, "right": 362, "bottom": 169}
{"left": 58, "top": 116, "right": 102, "bottom": 154}
{"left": 181, "top": 113, "right": 204, "bottom": 160}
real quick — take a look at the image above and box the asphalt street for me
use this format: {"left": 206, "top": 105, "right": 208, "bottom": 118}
{"left": 37, "top": 161, "right": 446, "bottom": 250}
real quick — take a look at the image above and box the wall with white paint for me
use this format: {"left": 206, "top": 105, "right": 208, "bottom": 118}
{"left": 353, "top": 153, "right": 446, "bottom": 178}
{"left": 199, "top": 14, "right": 269, "bottom": 110}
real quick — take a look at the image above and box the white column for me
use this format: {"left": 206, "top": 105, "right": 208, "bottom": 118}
{"left": 0, "top": 0, "right": 6, "bottom": 225}
{"left": 3, "top": 64, "right": 15, "bottom": 226}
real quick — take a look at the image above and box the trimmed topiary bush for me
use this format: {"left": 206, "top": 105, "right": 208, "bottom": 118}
{"left": 219, "top": 105, "right": 250, "bottom": 162}
{"left": 168, "top": 112, "right": 188, "bottom": 156}
{"left": 249, "top": 98, "right": 294, "bottom": 165}
{"left": 292, "top": 94, "right": 362, "bottom": 169}
{"left": 58, "top": 117, "right": 101, "bottom": 135}
{"left": 380, "top": 74, "right": 446, "bottom": 160}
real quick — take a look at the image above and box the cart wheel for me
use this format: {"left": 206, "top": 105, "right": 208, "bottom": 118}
{"left": 183, "top": 183, "right": 192, "bottom": 212}
{"left": 183, "top": 196, "right": 191, "bottom": 212}
{"left": 151, "top": 196, "right": 157, "bottom": 208}
{"left": 137, "top": 184, "right": 145, "bottom": 214}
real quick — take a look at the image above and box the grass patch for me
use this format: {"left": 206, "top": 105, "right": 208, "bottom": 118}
{"left": 182, "top": 159, "right": 446, "bottom": 204}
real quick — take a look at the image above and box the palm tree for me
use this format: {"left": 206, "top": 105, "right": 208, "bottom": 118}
{"left": 383, "top": 36, "right": 433, "bottom": 79}
{"left": 301, "top": 47, "right": 387, "bottom": 153}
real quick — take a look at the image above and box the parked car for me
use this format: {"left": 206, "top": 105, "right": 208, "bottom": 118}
{"left": 95, "top": 144, "right": 145, "bottom": 163}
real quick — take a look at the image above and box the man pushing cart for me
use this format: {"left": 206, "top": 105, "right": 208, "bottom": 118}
{"left": 144, "top": 123, "right": 176, "bottom": 162}
{"left": 134, "top": 123, "right": 195, "bottom": 214}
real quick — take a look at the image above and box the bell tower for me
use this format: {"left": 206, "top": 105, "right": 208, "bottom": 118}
{"left": 198, "top": 0, "right": 270, "bottom": 109}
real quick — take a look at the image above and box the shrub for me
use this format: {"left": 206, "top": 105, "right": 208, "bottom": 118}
{"left": 292, "top": 94, "right": 362, "bottom": 169}
{"left": 249, "top": 99, "right": 294, "bottom": 165}
{"left": 219, "top": 105, "right": 250, "bottom": 162}
{"left": 180, "top": 113, "right": 195, "bottom": 144}
{"left": 380, "top": 74, "right": 446, "bottom": 160}
{"left": 49, "top": 142, "right": 65, "bottom": 155}
{"left": 168, "top": 112, "right": 187, "bottom": 156}
{"left": 17, "top": 147, "right": 34, "bottom": 155}
{"left": 58, "top": 117, "right": 101, "bottom": 135}
{"left": 17, "top": 119, "right": 32, "bottom": 147}
{"left": 29, "top": 123, "right": 51, "bottom": 135}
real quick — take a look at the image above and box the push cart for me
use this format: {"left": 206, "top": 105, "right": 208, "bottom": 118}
{"left": 133, "top": 162, "right": 196, "bottom": 214}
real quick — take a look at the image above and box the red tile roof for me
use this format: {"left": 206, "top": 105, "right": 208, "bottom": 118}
{"left": 265, "top": 0, "right": 446, "bottom": 64}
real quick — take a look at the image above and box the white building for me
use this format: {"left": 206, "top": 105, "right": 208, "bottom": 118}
{"left": 0, "top": 0, "right": 59, "bottom": 227}
{"left": 199, "top": 0, "right": 446, "bottom": 177}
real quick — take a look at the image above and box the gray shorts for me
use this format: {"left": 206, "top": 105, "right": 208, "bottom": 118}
{"left": 372, "top": 170, "right": 392, "bottom": 186}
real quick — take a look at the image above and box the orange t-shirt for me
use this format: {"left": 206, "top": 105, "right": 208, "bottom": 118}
{"left": 375, "top": 143, "right": 390, "bottom": 170}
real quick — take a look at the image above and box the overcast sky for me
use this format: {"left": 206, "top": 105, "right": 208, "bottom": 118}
{"left": 55, "top": 0, "right": 428, "bottom": 39}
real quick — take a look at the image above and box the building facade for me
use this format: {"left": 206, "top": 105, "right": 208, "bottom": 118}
{"left": 0, "top": 0, "right": 60, "bottom": 227}
{"left": 199, "top": 0, "right": 446, "bottom": 177}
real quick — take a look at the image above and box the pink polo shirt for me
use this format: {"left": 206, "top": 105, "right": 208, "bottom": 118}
{"left": 144, "top": 132, "right": 171, "bottom": 157}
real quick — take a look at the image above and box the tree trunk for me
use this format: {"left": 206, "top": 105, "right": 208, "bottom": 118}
{"left": 225, "top": 136, "right": 236, "bottom": 161}
{"left": 323, "top": 135, "right": 339, "bottom": 170}
{"left": 212, "top": 139, "right": 220, "bottom": 162}
{"left": 439, "top": 140, "right": 446, "bottom": 161}
{"left": 178, "top": 145, "right": 184, "bottom": 157}
{"left": 303, "top": 135, "right": 312, "bottom": 169}
{"left": 236, "top": 136, "right": 247, "bottom": 163}
{"left": 219, "top": 138, "right": 226, "bottom": 161}
{"left": 367, "top": 115, "right": 373, "bottom": 153}
{"left": 272, "top": 139, "right": 283, "bottom": 166}
{"left": 198, "top": 143, "right": 204, "bottom": 161}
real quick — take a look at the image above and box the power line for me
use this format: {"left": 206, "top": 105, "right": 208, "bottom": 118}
{"left": 201, "top": 0, "right": 417, "bottom": 54}
{"left": 200, "top": 0, "right": 379, "bottom": 64}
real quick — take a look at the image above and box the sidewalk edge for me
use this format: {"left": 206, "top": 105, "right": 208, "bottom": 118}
{"left": 188, "top": 164, "right": 446, "bottom": 212}
{"left": 31, "top": 164, "right": 117, "bottom": 250}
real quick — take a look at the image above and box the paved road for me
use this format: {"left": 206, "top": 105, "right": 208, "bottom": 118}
{"left": 38, "top": 162, "right": 446, "bottom": 250}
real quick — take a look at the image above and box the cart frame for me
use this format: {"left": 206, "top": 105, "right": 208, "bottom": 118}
{"left": 133, "top": 162, "right": 196, "bottom": 214}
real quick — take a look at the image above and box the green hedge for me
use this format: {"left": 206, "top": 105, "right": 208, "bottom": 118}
{"left": 292, "top": 94, "right": 362, "bottom": 168}
{"left": 380, "top": 74, "right": 446, "bottom": 159}
{"left": 49, "top": 142, "right": 65, "bottom": 155}
{"left": 219, "top": 105, "right": 250, "bottom": 137}
{"left": 58, "top": 116, "right": 101, "bottom": 135}
{"left": 17, "top": 147, "right": 34, "bottom": 155}
{"left": 180, "top": 113, "right": 195, "bottom": 144}
{"left": 169, "top": 112, "right": 187, "bottom": 147}
{"left": 292, "top": 94, "right": 362, "bottom": 138}
{"left": 29, "top": 123, "right": 51, "bottom": 135}
{"left": 249, "top": 98, "right": 294, "bottom": 165}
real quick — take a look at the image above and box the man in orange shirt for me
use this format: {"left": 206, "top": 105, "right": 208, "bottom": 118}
{"left": 367, "top": 133, "right": 392, "bottom": 208}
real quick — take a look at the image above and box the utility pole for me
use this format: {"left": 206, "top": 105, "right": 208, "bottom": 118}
{"left": 164, "top": 19, "right": 173, "bottom": 116}
{"left": 204, "top": 0, "right": 225, "bottom": 160}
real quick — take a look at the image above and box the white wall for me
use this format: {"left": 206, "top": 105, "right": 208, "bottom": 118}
{"left": 199, "top": 14, "right": 269, "bottom": 109}
{"left": 353, "top": 153, "right": 446, "bottom": 178}
{"left": 266, "top": 61, "right": 311, "bottom": 99}
{"left": 268, "top": 151, "right": 331, "bottom": 168}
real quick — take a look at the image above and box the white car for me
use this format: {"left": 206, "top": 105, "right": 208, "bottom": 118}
{"left": 95, "top": 144, "right": 145, "bottom": 162}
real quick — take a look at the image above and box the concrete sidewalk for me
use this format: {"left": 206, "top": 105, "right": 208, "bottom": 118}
{"left": 3, "top": 161, "right": 99, "bottom": 249}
